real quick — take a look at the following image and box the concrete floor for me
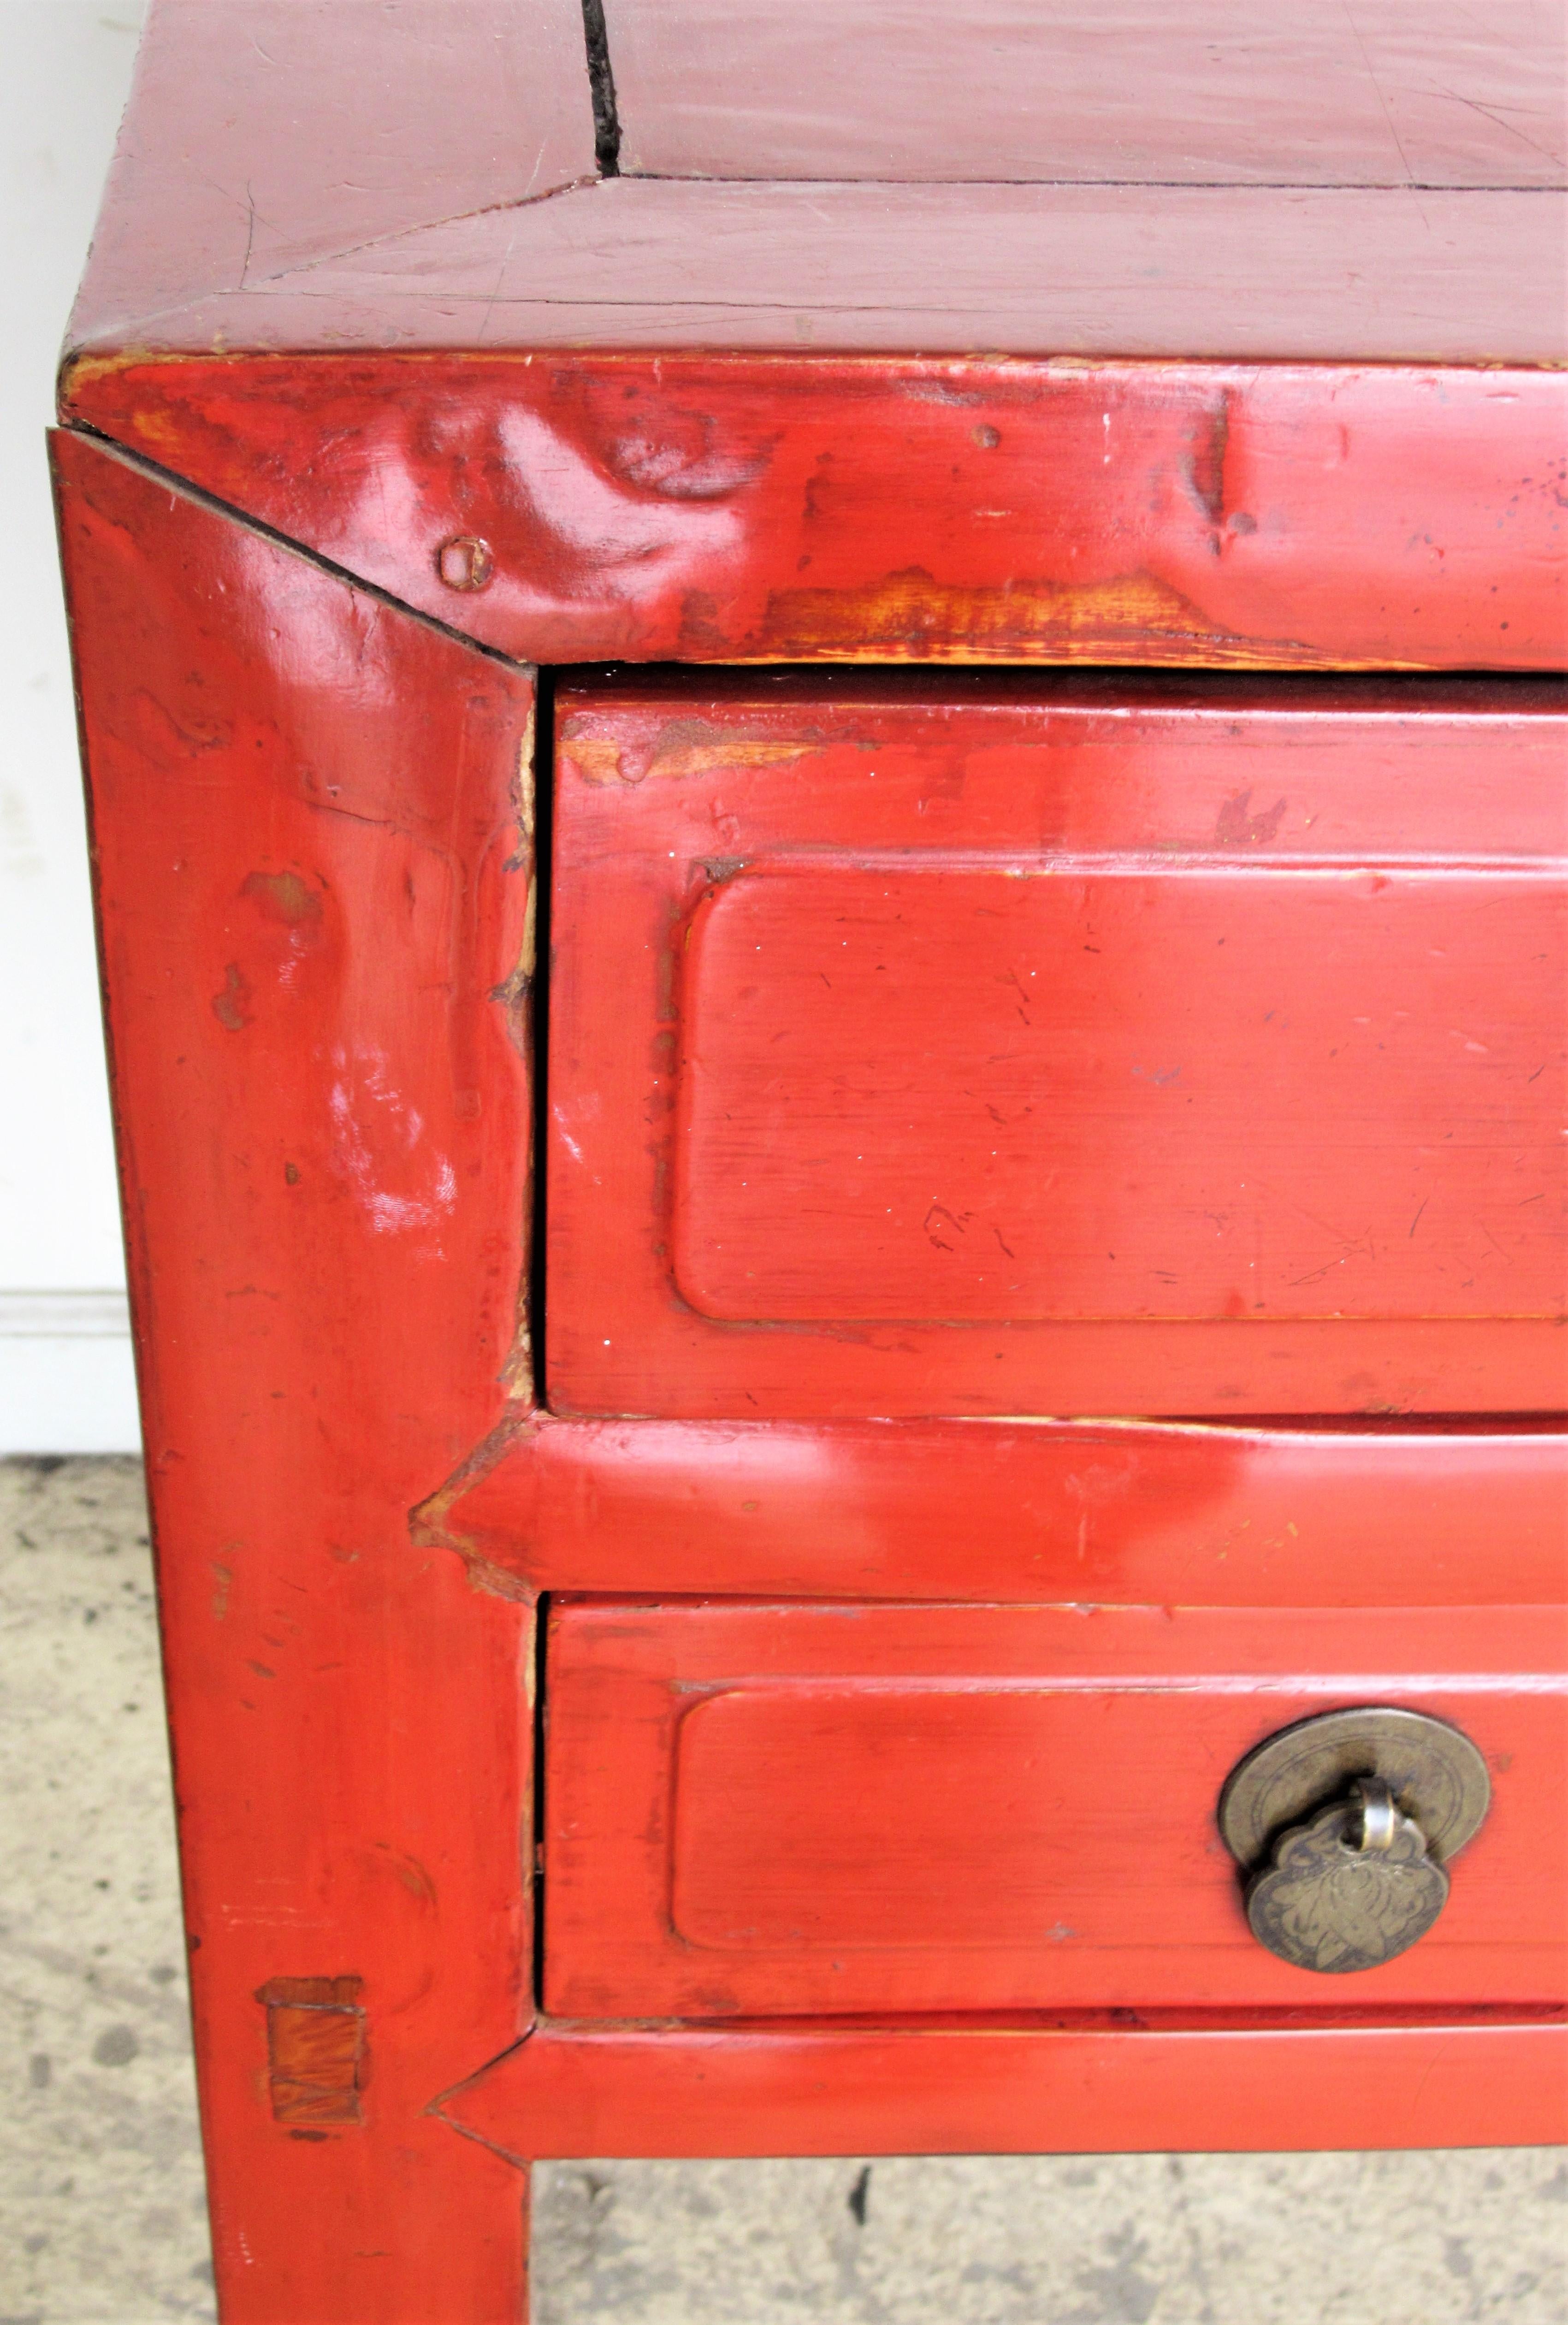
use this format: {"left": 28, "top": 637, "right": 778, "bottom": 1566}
{"left": 1, "top": 1458, "right": 1563, "bottom": 2325}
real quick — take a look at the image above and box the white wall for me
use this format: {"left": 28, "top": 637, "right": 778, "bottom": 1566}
{"left": 1, "top": 1, "right": 146, "bottom": 1451}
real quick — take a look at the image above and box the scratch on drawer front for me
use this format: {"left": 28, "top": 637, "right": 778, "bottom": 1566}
{"left": 561, "top": 716, "right": 816, "bottom": 786}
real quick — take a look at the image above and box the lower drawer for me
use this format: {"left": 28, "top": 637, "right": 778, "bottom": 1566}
{"left": 542, "top": 1600, "right": 1567, "bottom": 2018}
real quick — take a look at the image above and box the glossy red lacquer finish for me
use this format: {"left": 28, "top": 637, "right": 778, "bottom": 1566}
{"left": 54, "top": 432, "right": 537, "bottom": 2321}
{"left": 547, "top": 675, "right": 1568, "bottom": 1418}
{"left": 544, "top": 1600, "right": 1568, "bottom": 2018}
{"left": 58, "top": 377, "right": 1568, "bottom": 2325}
{"left": 428, "top": 1415, "right": 1568, "bottom": 1606}
{"left": 444, "top": 2017, "right": 1568, "bottom": 2162}
{"left": 62, "top": 356, "right": 1568, "bottom": 673}
{"left": 54, "top": 6, "right": 1568, "bottom": 2313}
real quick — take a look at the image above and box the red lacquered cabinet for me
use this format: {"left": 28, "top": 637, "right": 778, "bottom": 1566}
{"left": 53, "top": 3, "right": 1567, "bottom": 2318}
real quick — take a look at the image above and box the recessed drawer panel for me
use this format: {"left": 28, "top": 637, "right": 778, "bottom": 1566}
{"left": 676, "top": 866, "right": 1556, "bottom": 1325}
{"left": 543, "top": 1601, "right": 1568, "bottom": 2019}
{"left": 548, "top": 674, "right": 1567, "bottom": 1417}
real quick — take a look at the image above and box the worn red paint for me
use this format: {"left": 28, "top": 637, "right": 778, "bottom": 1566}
{"left": 54, "top": 430, "right": 537, "bottom": 2321}
{"left": 60, "top": 428, "right": 1567, "bottom": 2313}
{"left": 54, "top": 4, "right": 1568, "bottom": 2313}
{"left": 62, "top": 355, "right": 1567, "bottom": 674}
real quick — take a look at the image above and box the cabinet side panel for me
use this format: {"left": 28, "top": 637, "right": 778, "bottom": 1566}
{"left": 53, "top": 431, "right": 536, "bottom": 2323}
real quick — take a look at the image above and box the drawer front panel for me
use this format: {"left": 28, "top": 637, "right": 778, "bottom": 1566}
{"left": 676, "top": 866, "right": 1559, "bottom": 1325}
{"left": 548, "top": 675, "right": 1567, "bottom": 1417}
{"left": 543, "top": 1602, "right": 1568, "bottom": 2018}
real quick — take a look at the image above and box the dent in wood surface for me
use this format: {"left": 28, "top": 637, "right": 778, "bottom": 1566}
{"left": 59, "top": 356, "right": 1568, "bottom": 672}
{"left": 559, "top": 715, "right": 818, "bottom": 786}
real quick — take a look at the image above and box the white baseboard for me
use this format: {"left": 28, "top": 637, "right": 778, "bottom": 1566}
{"left": 0, "top": 1289, "right": 131, "bottom": 1337}
{"left": 0, "top": 1290, "right": 141, "bottom": 1453}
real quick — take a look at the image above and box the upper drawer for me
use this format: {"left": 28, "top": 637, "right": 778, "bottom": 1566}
{"left": 547, "top": 674, "right": 1567, "bottom": 1419}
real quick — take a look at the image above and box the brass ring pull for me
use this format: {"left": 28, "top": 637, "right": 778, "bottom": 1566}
{"left": 1217, "top": 1709, "right": 1491, "bottom": 1974}
{"left": 1349, "top": 1777, "right": 1398, "bottom": 1853}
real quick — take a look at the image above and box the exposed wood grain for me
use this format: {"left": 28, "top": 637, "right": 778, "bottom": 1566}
{"left": 547, "top": 673, "right": 1568, "bottom": 1417}
{"left": 259, "top": 1979, "right": 366, "bottom": 2128}
{"left": 605, "top": 0, "right": 1568, "bottom": 188}
{"left": 53, "top": 431, "right": 537, "bottom": 2323}
{"left": 61, "top": 357, "right": 1568, "bottom": 672}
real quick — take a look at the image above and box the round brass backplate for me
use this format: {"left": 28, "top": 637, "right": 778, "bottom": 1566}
{"left": 1218, "top": 1707, "right": 1491, "bottom": 1869}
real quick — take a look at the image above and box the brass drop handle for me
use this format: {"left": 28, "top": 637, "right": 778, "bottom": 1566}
{"left": 1242, "top": 1776, "right": 1450, "bottom": 1973}
{"left": 1217, "top": 1709, "right": 1491, "bottom": 1975}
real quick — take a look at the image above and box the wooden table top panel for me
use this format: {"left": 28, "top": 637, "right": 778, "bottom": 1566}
{"left": 65, "top": 176, "right": 1566, "bottom": 363}
{"left": 66, "top": 0, "right": 597, "bottom": 348}
{"left": 63, "top": 2, "right": 1565, "bottom": 363}
{"left": 605, "top": 0, "right": 1568, "bottom": 189}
